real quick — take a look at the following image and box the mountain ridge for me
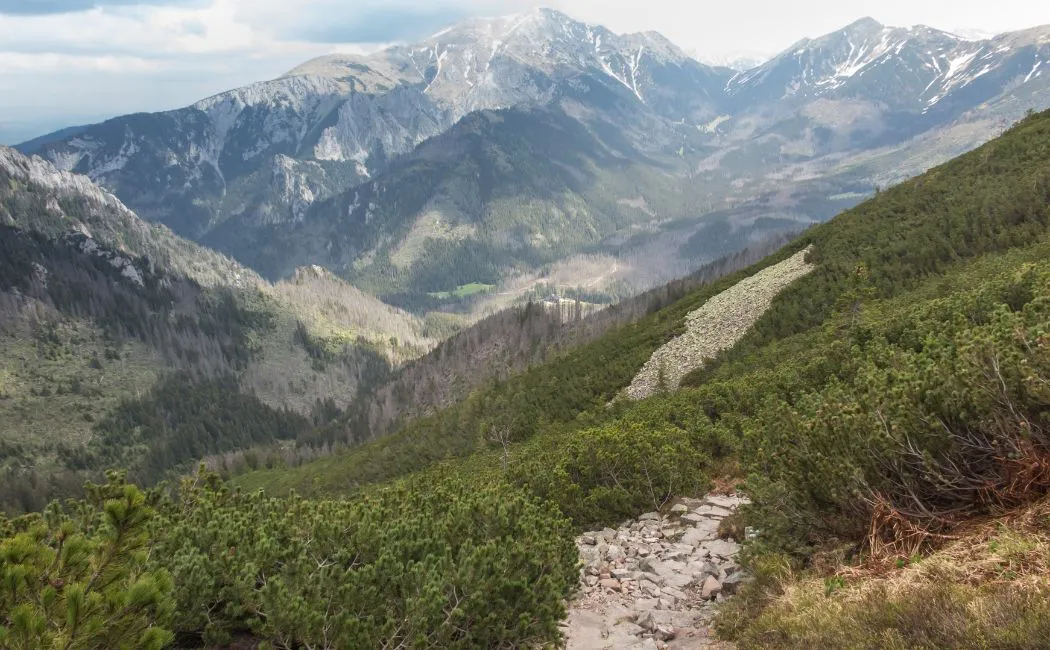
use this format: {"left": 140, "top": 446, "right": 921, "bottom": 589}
{"left": 18, "top": 11, "right": 1050, "bottom": 313}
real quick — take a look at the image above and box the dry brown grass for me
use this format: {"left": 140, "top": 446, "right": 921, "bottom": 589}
{"left": 719, "top": 498, "right": 1050, "bottom": 649}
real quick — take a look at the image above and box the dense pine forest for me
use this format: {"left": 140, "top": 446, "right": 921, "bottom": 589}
{"left": 2, "top": 109, "right": 1050, "bottom": 648}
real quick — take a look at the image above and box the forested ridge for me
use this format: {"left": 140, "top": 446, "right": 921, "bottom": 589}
{"left": 0, "top": 221, "right": 316, "bottom": 512}
{"left": 0, "top": 150, "right": 397, "bottom": 513}
{"left": 3, "top": 110, "right": 1050, "bottom": 648}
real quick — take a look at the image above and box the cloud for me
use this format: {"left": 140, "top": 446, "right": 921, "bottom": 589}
{"left": 0, "top": 0, "right": 204, "bottom": 15}
{"left": 0, "top": 1, "right": 257, "bottom": 57}
{"left": 236, "top": 0, "right": 527, "bottom": 44}
{"left": 279, "top": 6, "right": 472, "bottom": 43}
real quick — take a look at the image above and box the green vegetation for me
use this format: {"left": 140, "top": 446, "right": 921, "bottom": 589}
{"left": 0, "top": 476, "right": 174, "bottom": 650}
{"left": 426, "top": 282, "right": 496, "bottom": 299}
{"left": 240, "top": 108, "right": 1050, "bottom": 507}
{"left": 5, "top": 109, "right": 1050, "bottom": 647}
{"left": 68, "top": 374, "right": 309, "bottom": 484}
{"left": 0, "top": 159, "right": 426, "bottom": 515}
{"left": 0, "top": 321, "right": 159, "bottom": 450}
{"left": 1, "top": 471, "right": 578, "bottom": 649}
{"left": 237, "top": 110, "right": 1050, "bottom": 644}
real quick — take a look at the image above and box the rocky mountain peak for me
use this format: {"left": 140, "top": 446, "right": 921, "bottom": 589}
{"left": 723, "top": 15, "right": 1045, "bottom": 109}
{"left": 17, "top": 13, "right": 1050, "bottom": 297}
{"left": 995, "top": 24, "right": 1050, "bottom": 48}
{"left": 0, "top": 146, "right": 140, "bottom": 225}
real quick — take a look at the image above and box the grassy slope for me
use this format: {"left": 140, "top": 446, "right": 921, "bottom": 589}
{"left": 719, "top": 496, "right": 1050, "bottom": 649}
{"left": 235, "top": 110, "right": 1050, "bottom": 647}
{"left": 240, "top": 109, "right": 1050, "bottom": 500}
{"left": 0, "top": 319, "right": 159, "bottom": 450}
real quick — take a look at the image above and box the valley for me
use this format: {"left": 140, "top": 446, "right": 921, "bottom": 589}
{"left": 17, "top": 10, "right": 1050, "bottom": 319}
{"left": 2, "top": 6, "right": 1050, "bottom": 649}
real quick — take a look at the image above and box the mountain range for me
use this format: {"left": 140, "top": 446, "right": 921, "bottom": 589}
{"left": 4, "top": 4, "right": 1050, "bottom": 643}
{"left": 16, "top": 10, "right": 1050, "bottom": 310}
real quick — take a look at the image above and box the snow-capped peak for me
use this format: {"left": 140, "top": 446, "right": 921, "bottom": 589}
{"left": 695, "top": 51, "right": 773, "bottom": 71}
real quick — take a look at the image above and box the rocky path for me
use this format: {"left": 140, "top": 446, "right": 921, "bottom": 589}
{"left": 563, "top": 495, "right": 749, "bottom": 649}
{"left": 626, "top": 247, "right": 814, "bottom": 400}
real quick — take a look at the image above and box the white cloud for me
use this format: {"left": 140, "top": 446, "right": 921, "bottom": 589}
{"left": 0, "top": 51, "right": 162, "bottom": 72}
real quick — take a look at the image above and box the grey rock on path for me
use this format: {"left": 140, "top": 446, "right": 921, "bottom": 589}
{"left": 563, "top": 494, "right": 749, "bottom": 649}
{"left": 626, "top": 247, "right": 814, "bottom": 400}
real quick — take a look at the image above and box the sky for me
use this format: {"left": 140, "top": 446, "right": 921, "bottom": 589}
{"left": 1, "top": 0, "right": 1048, "bottom": 144}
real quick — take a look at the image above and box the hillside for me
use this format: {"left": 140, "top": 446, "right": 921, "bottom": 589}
{"left": 0, "top": 147, "right": 434, "bottom": 512}
{"left": 233, "top": 108, "right": 1050, "bottom": 642}
{"left": 18, "top": 11, "right": 1050, "bottom": 314}
{"left": 2, "top": 108, "right": 1050, "bottom": 648}
{"left": 238, "top": 108, "right": 1050, "bottom": 497}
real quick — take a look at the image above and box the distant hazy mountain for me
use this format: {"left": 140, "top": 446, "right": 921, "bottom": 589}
{"left": 20, "top": 10, "right": 1050, "bottom": 305}
{"left": 694, "top": 51, "right": 772, "bottom": 71}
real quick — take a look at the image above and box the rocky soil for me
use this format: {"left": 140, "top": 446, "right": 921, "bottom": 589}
{"left": 563, "top": 494, "right": 749, "bottom": 649}
{"left": 626, "top": 247, "right": 814, "bottom": 400}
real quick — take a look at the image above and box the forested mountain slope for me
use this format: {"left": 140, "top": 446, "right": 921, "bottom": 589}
{"left": 3, "top": 110, "right": 1050, "bottom": 649}
{"left": 0, "top": 147, "right": 434, "bottom": 512}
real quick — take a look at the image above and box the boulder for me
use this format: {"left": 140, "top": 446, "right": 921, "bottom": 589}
{"left": 634, "top": 597, "right": 659, "bottom": 610}
{"left": 643, "top": 572, "right": 666, "bottom": 586}
{"left": 580, "top": 546, "right": 601, "bottom": 566}
{"left": 680, "top": 520, "right": 720, "bottom": 546}
{"left": 617, "top": 622, "right": 645, "bottom": 637}
{"left": 705, "top": 495, "right": 743, "bottom": 509}
{"left": 701, "top": 576, "right": 722, "bottom": 600}
{"left": 655, "top": 624, "right": 676, "bottom": 641}
{"left": 694, "top": 505, "right": 734, "bottom": 518}
{"left": 667, "top": 571, "right": 696, "bottom": 589}
{"left": 636, "top": 609, "right": 674, "bottom": 631}
{"left": 599, "top": 578, "right": 622, "bottom": 592}
{"left": 701, "top": 539, "right": 739, "bottom": 559}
